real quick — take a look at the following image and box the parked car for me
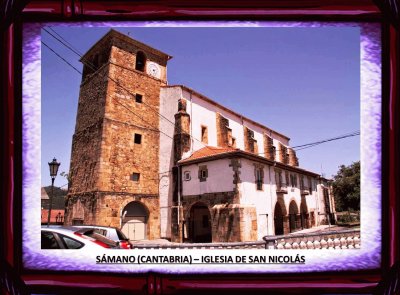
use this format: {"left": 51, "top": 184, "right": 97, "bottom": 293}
{"left": 41, "top": 226, "right": 118, "bottom": 249}
{"left": 72, "top": 225, "right": 133, "bottom": 249}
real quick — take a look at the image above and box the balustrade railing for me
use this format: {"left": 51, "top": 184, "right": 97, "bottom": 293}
{"left": 263, "top": 229, "right": 360, "bottom": 249}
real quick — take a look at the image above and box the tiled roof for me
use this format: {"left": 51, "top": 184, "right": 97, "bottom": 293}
{"left": 179, "top": 146, "right": 238, "bottom": 163}
{"left": 41, "top": 187, "right": 49, "bottom": 200}
{"left": 178, "top": 146, "right": 320, "bottom": 177}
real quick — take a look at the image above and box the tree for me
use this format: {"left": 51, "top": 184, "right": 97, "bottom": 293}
{"left": 331, "top": 161, "right": 360, "bottom": 211}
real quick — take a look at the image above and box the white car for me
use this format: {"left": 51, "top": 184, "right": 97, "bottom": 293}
{"left": 41, "top": 226, "right": 118, "bottom": 249}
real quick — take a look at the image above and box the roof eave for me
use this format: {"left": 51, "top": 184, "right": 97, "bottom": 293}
{"left": 178, "top": 150, "right": 320, "bottom": 177}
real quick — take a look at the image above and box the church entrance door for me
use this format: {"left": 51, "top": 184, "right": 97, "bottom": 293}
{"left": 121, "top": 202, "right": 148, "bottom": 241}
{"left": 189, "top": 203, "right": 212, "bottom": 243}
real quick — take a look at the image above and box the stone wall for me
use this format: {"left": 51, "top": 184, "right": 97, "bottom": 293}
{"left": 243, "top": 126, "right": 257, "bottom": 154}
{"left": 263, "top": 134, "right": 275, "bottom": 161}
{"left": 180, "top": 192, "right": 258, "bottom": 242}
{"left": 68, "top": 65, "right": 109, "bottom": 194}
{"left": 174, "top": 99, "right": 191, "bottom": 162}
{"left": 65, "top": 193, "right": 160, "bottom": 239}
{"left": 99, "top": 45, "right": 163, "bottom": 195}
{"left": 288, "top": 148, "right": 299, "bottom": 166}
{"left": 67, "top": 35, "right": 166, "bottom": 231}
{"left": 278, "top": 143, "right": 289, "bottom": 164}
{"left": 211, "top": 204, "right": 258, "bottom": 242}
{"left": 216, "top": 113, "right": 231, "bottom": 148}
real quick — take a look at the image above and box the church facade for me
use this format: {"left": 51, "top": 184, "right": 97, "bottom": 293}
{"left": 64, "top": 29, "right": 336, "bottom": 243}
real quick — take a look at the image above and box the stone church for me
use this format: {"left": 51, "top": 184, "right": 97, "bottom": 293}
{"left": 64, "top": 29, "right": 336, "bottom": 243}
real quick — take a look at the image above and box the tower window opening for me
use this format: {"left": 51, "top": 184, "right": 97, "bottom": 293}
{"left": 131, "top": 173, "right": 140, "bottom": 182}
{"left": 135, "top": 51, "right": 146, "bottom": 72}
{"left": 134, "top": 133, "right": 142, "bottom": 144}
{"left": 135, "top": 94, "right": 143, "bottom": 103}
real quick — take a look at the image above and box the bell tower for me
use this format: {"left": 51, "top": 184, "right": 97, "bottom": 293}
{"left": 65, "top": 30, "right": 172, "bottom": 241}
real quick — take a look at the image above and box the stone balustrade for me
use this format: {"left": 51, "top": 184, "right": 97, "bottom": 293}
{"left": 263, "top": 229, "right": 360, "bottom": 249}
{"left": 132, "top": 240, "right": 266, "bottom": 249}
{"left": 130, "top": 229, "right": 360, "bottom": 249}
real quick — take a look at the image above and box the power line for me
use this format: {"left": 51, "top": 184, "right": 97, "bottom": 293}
{"left": 47, "top": 26, "right": 84, "bottom": 56}
{"left": 293, "top": 131, "right": 360, "bottom": 151}
{"left": 44, "top": 27, "right": 83, "bottom": 58}
{"left": 41, "top": 41, "right": 82, "bottom": 74}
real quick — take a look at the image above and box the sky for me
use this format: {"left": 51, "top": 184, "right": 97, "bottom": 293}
{"left": 41, "top": 25, "right": 360, "bottom": 188}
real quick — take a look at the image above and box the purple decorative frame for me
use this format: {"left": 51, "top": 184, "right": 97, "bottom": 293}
{"left": 1, "top": 1, "right": 399, "bottom": 294}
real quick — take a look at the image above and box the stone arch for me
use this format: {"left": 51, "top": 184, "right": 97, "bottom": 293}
{"left": 300, "top": 197, "right": 309, "bottom": 229}
{"left": 121, "top": 201, "right": 149, "bottom": 241}
{"left": 135, "top": 51, "right": 146, "bottom": 72}
{"left": 187, "top": 201, "right": 212, "bottom": 243}
{"left": 273, "top": 201, "right": 285, "bottom": 235}
{"left": 288, "top": 200, "right": 300, "bottom": 233}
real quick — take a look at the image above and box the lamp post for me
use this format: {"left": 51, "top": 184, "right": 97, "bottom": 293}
{"left": 47, "top": 158, "right": 60, "bottom": 227}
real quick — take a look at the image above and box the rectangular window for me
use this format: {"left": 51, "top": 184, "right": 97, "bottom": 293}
{"left": 291, "top": 174, "right": 297, "bottom": 187}
{"left": 131, "top": 173, "right": 140, "bottom": 181}
{"left": 135, "top": 93, "right": 143, "bottom": 103}
{"left": 184, "top": 171, "right": 191, "bottom": 181}
{"left": 256, "top": 168, "right": 263, "bottom": 190}
{"left": 278, "top": 172, "right": 283, "bottom": 187}
{"left": 201, "top": 126, "right": 208, "bottom": 144}
{"left": 199, "top": 166, "right": 208, "bottom": 182}
{"left": 290, "top": 174, "right": 297, "bottom": 187}
{"left": 134, "top": 133, "right": 142, "bottom": 144}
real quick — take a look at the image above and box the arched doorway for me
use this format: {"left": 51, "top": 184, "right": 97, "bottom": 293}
{"left": 121, "top": 202, "right": 148, "bottom": 241}
{"left": 288, "top": 201, "right": 299, "bottom": 233}
{"left": 188, "top": 203, "right": 212, "bottom": 243}
{"left": 300, "top": 200, "right": 309, "bottom": 229}
{"left": 274, "top": 203, "right": 284, "bottom": 235}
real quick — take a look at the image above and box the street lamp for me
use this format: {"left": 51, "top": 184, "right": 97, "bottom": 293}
{"left": 47, "top": 157, "right": 60, "bottom": 227}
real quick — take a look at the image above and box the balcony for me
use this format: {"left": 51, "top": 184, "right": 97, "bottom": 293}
{"left": 301, "top": 188, "right": 310, "bottom": 195}
{"left": 276, "top": 184, "right": 288, "bottom": 193}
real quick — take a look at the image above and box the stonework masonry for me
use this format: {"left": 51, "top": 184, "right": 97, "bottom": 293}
{"left": 288, "top": 148, "right": 299, "bottom": 167}
{"left": 216, "top": 113, "right": 230, "bottom": 148}
{"left": 181, "top": 191, "right": 257, "bottom": 242}
{"left": 66, "top": 30, "right": 170, "bottom": 240}
{"left": 244, "top": 126, "right": 258, "bottom": 154}
{"left": 263, "top": 134, "right": 275, "bottom": 161}
{"left": 173, "top": 99, "right": 191, "bottom": 162}
{"left": 65, "top": 193, "right": 160, "bottom": 240}
{"left": 278, "top": 142, "right": 289, "bottom": 165}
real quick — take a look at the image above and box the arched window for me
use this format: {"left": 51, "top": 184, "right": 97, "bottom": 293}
{"left": 135, "top": 51, "right": 146, "bottom": 72}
